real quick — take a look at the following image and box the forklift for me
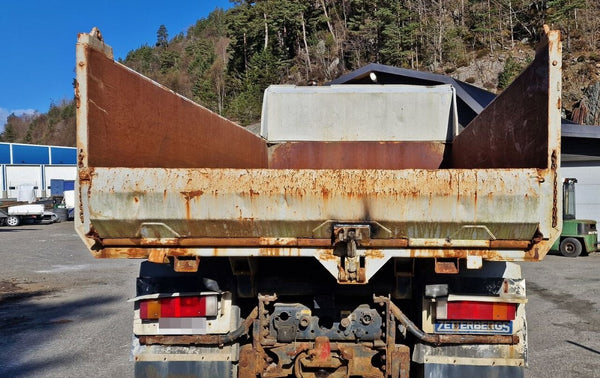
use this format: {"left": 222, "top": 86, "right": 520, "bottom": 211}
{"left": 552, "top": 178, "right": 598, "bottom": 257}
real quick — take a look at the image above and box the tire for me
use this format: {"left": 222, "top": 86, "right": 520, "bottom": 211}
{"left": 560, "top": 238, "right": 582, "bottom": 257}
{"left": 6, "top": 216, "right": 20, "bottom": 227}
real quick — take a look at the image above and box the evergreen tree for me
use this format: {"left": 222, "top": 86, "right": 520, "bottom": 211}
{"left": 378, "top": 0, "right": 419, "bottom": 68}
{"left": 156, "top": 24, "right": 169, "bottom": 48}
{"left": 547, "top": 0, "right": 585, "bottom": 51}
{"left": 1, "top": 118, "right": 17, "bottom": 142}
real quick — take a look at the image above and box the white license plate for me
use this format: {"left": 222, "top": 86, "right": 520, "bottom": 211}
{"left": 434, "top": 320, "right": 513, "bottom": 335}
{"left": 158, "top": 317, "right": 207, "bottom": 335}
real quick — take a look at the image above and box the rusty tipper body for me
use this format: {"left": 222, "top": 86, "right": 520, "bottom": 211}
{"left": 76, "top": 27, "right": 562, "bottom": 377}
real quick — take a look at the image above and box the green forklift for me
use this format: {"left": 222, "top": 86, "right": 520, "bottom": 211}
{"left": 552, "top": 178, "right": 598, "bottom": 257}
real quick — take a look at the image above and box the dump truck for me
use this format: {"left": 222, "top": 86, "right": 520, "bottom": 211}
{"left": 75, "top": 26, "right": 562, "bottom": 377}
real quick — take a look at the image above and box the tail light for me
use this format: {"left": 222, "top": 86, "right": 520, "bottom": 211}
{"left": 139, "top": 295, "right": 218, "bottom": 320}
{"left": 437, "top": 300, "right": 516, "bottom": 321}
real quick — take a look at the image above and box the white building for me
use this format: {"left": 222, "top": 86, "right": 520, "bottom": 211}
{"left": 562, "top": 124, "right": 600, "bottom": 225}
{"left": 0, "top": 142, "right": 77, "bottom": 199}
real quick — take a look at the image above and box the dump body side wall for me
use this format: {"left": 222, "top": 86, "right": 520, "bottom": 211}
{"left": 81, "top": 40, "right": 267, "bottom": 169}
{"left": 451, "top": 31, "right": 561, "bottom": 170}
{"left": 75, "top": 30, "right": 562, "bottom": 263}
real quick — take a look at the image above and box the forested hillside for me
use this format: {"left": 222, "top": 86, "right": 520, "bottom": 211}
{"left": 1, "top": 100, "right": 76, "bottom": 146}
{"left": 2, "top": 0, "right": 599, "bottom": 145}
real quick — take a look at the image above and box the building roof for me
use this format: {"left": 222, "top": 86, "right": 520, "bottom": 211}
{"left": 330, "top": 63, "right": 495, "bottom": 114}
{"left": 331, "top": 63, "right": 600, "bottom": 162}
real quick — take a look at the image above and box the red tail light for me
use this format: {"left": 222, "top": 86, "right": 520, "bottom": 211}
{"left": 437, "top": 300, "right": 516, "bottom": 321}
{"left": 139, "top": 295, "right": 218, "bottom": 320}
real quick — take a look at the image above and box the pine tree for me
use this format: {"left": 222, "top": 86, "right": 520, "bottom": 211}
{"left": 156, "top": 24, "right": 169, "bottom": 48}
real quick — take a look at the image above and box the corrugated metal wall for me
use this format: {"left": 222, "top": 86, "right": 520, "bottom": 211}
{"left": 0, "top": 143, "right": 77, "bottom": 198}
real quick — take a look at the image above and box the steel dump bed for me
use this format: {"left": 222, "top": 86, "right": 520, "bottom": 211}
{"left": 75, "top": 29, "right": 562, "bottom": 275}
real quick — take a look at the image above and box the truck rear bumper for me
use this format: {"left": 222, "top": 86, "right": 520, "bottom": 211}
{"left": 135, "top": 361, "right": 235, "bottom": 378}
{"left": 421, "top": 363, "right": 524, "bottom": 378}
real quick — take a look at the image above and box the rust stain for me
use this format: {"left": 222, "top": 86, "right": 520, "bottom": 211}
{"left": 148, "top": 249, "right": 168, "bottom": 263}
{"left": 74, "top": 80, "right": 80, "bottom": 109}
{"left": 317, "top": 249, "right": 338, "bottom": 261}
{"left": 180, "top": 190, "right": 204, "bottom": 200}
{"left": 180, "top": 190, "right": 204, "bottom": 220}
{"left": 85, "top": 226, "right": 102, "bottom": 244}
{"left": 490, "top": 240, "right": 531, "bottom": 249}
{"left": 364, "top": 249, "right": 385, "bottom": 258}
{"left": 78, "top": 167, "right": 93, "bottom": 181}
{"left": 168, "top": 248, "right": 193, "bottom": 257}
{"left": 259, "top": 248, "right": 281, "bottom": 257}
{"left": 94, "top": 247, "right": 148, "bottom": 259}
{"left": 102, "top": 237, "right": 336, "bottom": 248}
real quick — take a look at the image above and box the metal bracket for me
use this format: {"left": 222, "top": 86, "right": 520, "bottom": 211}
{"left": 434, "top": 258, "right": 460, "bottom": 274}
{"left": 333, "top": 225, "right": 370, "bottom": 283}
{"left": 173, "top": 256, "right": 200, "bottom": 272}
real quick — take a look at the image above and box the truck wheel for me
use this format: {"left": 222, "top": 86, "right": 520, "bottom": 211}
{"left": 6, "top": 216, "right": 20, "bottom": 227}
{"left": 560, "top": 238, "right": 582, "bottom": 257}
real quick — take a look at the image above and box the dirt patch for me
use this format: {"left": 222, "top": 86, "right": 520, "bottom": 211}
{"left": 0, "top": 279, "right": 57, "bottom": 304}
{"left": 0, "top": 279, "right": 64, "bottom": 334}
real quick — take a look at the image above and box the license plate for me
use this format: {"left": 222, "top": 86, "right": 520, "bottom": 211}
{"left": 434, "top": 320, "right": 513, "bottom": 335}
{"left": 158, "top": 317, "right": 207, "bottom": 335}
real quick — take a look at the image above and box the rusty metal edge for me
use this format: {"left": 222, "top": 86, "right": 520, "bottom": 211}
{"left": 99, "top": 237, "right": 531, "bottom": 250}
{"left": 92, "top": 246, "right": 543, "bottom": 262}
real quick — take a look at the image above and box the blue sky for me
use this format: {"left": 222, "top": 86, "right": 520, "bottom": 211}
{"left": 0, "top": 0, "right": 232, "bottom": 131}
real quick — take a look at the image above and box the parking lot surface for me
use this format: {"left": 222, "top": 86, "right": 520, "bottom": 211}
{"left": 0, "top": 222, "right": 599, "bottom": 377}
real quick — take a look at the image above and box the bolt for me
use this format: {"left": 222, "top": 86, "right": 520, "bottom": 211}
{"left": 299, "top": 316, "right": 310, "bottom": 328}
{"left": 360, "top": 313, "right": 373, "bottom": 325}
{"left": 340, "top": 317, "right": 351, "bottom": 328}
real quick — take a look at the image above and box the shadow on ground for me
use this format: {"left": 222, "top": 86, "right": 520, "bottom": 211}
{"left": 0, "top": 284, "right": 123, "bottom": 377}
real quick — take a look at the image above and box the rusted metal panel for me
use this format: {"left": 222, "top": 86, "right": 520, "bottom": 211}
{"left": 391, "top": 345, "right": 411, "bottom": 378}
{"left": 451, "top": 28, "right": 561, "bottom": 170}
{"left": 78, "top": 32, "right": 267, "bottom": 169}
{"left": 269, "top": 141, "right": 447, "bottom": 169}
{"left": 78, "top": 166, "right": 557, "bottom": 264}
{"left": 100, "top": 235, "right": 524, "bottom": 250}
{"left": 81, "top": 168, "right": 548, "bottom": 233}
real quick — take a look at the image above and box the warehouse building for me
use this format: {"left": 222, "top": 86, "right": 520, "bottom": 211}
{"left": 0, "top": 142, "right": 77, "bottom": 199}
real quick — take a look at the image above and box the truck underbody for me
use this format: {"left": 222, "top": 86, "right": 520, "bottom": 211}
{"left": 132, "top": 258, "right": 526, "bottom": 377}
{"left": 75, "top": 26, "right": 562, "bottom": 377}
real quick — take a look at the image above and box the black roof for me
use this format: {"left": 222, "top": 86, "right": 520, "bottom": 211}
{"left": 330, "top": 63, "right": 495, "bottom": 115}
